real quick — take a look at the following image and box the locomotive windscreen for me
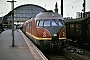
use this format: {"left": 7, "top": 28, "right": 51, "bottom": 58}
{"left": 36, "top": 19, "right": 64, "bottom": 27}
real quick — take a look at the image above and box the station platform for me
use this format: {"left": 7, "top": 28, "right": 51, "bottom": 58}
{"left": 0, "top": 29, "right": 47, "bottom": 60}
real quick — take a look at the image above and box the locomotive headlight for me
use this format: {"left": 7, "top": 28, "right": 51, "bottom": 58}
{"left": 54, "top": 34, "right": 57, "bottom": 36}
{"left": 43, "top": 32, "right": 46, "bottom": 37}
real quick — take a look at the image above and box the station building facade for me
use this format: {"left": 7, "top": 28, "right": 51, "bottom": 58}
{"left": 3, "top": 4, "right": 47, "bottom": 29}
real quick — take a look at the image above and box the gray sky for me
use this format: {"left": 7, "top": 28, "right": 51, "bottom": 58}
{"left": 0, "top": 0, "right": 90, "bottom": 18}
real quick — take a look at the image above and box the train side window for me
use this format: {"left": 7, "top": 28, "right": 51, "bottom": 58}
{"left": 36, "top": 20, "right": 39, "bottom": 26}
{"left": 28, "top": 23, "right": 29, "bottom": 28}
{"left": 44, "top": 20, "right": 50, "bottom": 26}
{"left": 29, "top": 22, "right": 32, "bottom": 28}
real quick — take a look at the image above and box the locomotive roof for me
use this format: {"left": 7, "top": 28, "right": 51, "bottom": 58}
{"left": 35, "top": 11, "right": 63, "bottom": 20}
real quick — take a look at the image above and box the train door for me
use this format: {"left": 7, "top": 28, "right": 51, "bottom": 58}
{"left": 81, "top": 21, "right": 89, "bottom": 46}
{"left": 75, "top": 24, "right": 81, "bottom": 43}
{"left": 86, "top": 19, "right": 90, "bottom": 49}
{"left": 29, "top": 22, "right": 32, "bottom": 34}
{"left": 66, "top": 23, "right": 70, "bottom": 39}
{"left": 70, "top": 24, "right": 75, "bottom": 40}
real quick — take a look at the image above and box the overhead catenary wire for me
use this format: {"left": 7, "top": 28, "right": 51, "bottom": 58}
{"left": 64, "top": 0, "right": 81, "bottom": 7}
{"left": 64, "top": 0, "right": 90, "bottom": 10}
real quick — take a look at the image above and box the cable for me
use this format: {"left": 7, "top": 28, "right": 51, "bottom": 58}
{"left": 64, "top": 0, "right": 81, "bottom": 7}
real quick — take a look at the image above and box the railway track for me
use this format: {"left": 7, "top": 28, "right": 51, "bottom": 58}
{"left": 47, "top": 55, "right": 68, "bottom": 60}
{"left": 42, "top": 47, "right": 90, "bottom": 60}
{"left": 43, "top": 50, "right": 71, "bottom": 60}
{"left": 22, "top": 30, "right": 90, "bottom": 60}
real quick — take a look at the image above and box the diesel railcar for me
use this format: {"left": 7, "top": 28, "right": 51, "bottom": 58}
{"left": 65, "top": 17, "right": 90, "bottom": 49}
{"left": 23, "top": 10, "right": 66, "bottom": 50}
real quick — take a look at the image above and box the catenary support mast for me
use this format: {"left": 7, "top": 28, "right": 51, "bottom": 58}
{"left": 7, "top": 0, "right": 16, "bottom": 47}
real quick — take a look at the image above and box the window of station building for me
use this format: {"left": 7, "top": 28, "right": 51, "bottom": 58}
{"left": 20, "top": 14, "right": 25, "bottom": 18}
{"left": 15, "top": 10, "right": 18, "bottom": 13}
{"left": 26, "top": 9, "right": 29, "bottom": 13}
{"left": 25, "top": 14, "right": 30, "bottom": 18}
{"left": 20, "top": 9, "right": 23, "bottom": 14}
{"left": 22, "top": 9, "right": 26, "bottom": 14}
{"left": 24, "top": 6, "right": 29, "bottom": 10}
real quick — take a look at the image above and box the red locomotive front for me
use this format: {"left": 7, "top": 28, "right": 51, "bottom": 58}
{"left": 23, "top": 10, "right": 67, "bottom": 50}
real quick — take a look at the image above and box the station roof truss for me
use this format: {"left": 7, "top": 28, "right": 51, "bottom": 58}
{"left": 3, "top": 4, "right": 47, "bottom": 24}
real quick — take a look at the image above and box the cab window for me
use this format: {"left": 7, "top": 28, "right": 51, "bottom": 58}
{"left": 44, "top": 20, "right": 50, "bottom": 26}
{"left": 52, "top": 20, "right": 58, "bottom": 26}
{"left": 58, "top": 20, "right": 63, "bottom": 26}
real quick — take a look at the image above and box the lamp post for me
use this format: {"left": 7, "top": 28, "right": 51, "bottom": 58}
{"left": 7, "top": 0, "right": 16, "bottom": 47}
